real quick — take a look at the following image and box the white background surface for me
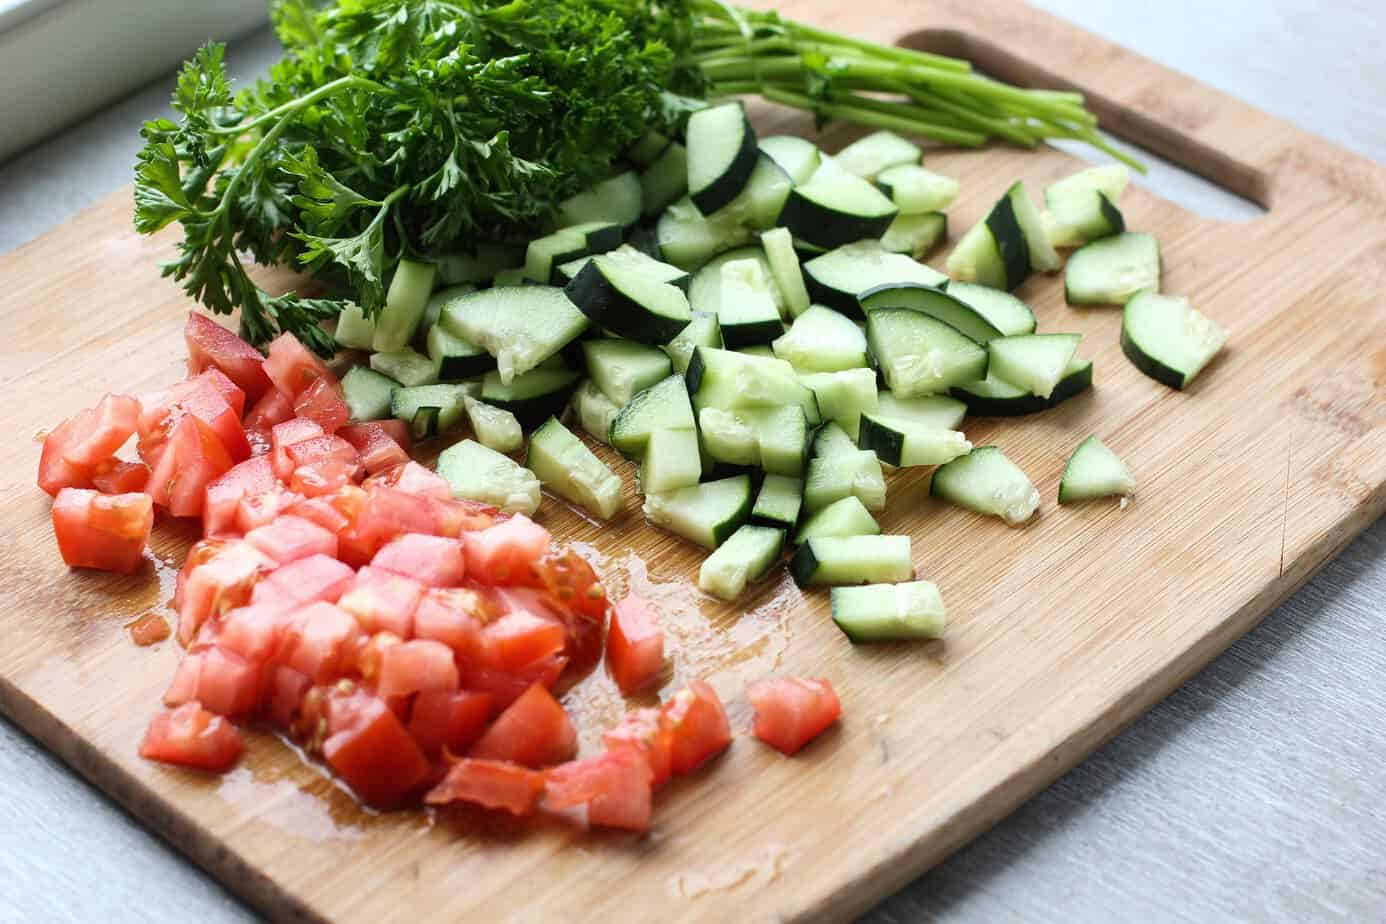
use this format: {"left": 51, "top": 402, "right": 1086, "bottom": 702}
{"left": 1, "top": 2, "right": 1383, "bottom": 921}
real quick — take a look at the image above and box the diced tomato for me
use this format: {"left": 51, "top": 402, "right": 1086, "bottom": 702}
{"left": 140, "top": 702, "right": 243, "bottom": 773}
{"left": 91, "top": 459, "right": 150, "bottom": 495}
{"left": 371, "top": 534, "right": 466, "bottom": 587}
{"left": 175, "top": 540, "right": 276, "bottom": 647}
{"left": 747, "top": 677, "right": 841, "bottom": 756}
{"left": 464, "top": 515, "right": 551, "bottom": 585}
{"left": 468, "top": 683, "right": 576, "bottom": 768}
{"left": 337, "top": 421, "right": 411, "bottom": 475}
{"left": 250, "top": 553, "right": 354, "bottom": 609}
{"left": 293, "top": 376, "right": 350, "bottom": 434}
{"left": 196, "top": 367, "right": 247, "bottom": 419}
{"left": 285, "top": 494, "right": 352, "bottom": 535}
{"left": 262, "top": 665, "right": 312, "bottom": 728}
{"left": 606, "top": 594, "right": 664, "bottom": 695}
{"left": 424, "top": 758, "right": 546, "bottom": 815}
{"left": 337, "top": 566, "right": 425, "bottom": 638}
{"left": 138, "top": 375, "right": 249, "bottom": 463}
{"left": 340, "top": 487, "right": 439, "bottom": 565}
{"left": 185, "top": 312, "right": 272, "bottom": 405}
{"left": 244, "top": 388, "right": 295, "bottom": 456}
{"left": 281, "top": 601, "right": 361, "bottom": 683}
{"left": 408, "top": 690, "right": 491, "bottom": 759}
{"left": 528, "top": 547, "right": 609, "bottom": 623}
{"left": 270, "top": 418, "right": 326, "bottom": 481}
{"left": 163, "top": 646, "right": 261, "bottom": 718}
{"left": 411, "top": 587, "right": 494, "bottom": 666}
{"left": 290, "top": 457, "right": 359, "bottom": 498}
{"left": 428, "top": 497, "right": 500, "bottom": 538}
{"left": 603, "top": 707, "right": 674, "bottom": 788}
{"left": 218, "top": 603, "right": 290, "bottom": 663}
{"left": 140, "top": 409, "right": 235, "bottom": 517}
{"left": 364, "top": 460, "right": 452, "bottom": 501}
{"left": 37, "top": 417, "right": 94, "bottom": 495}
{"left": 50, "top": 488, "right": 152, "bottom": 574}
{"left": 203, "top": 456, "right": 277, "bottom": 538}
{"left": 482, "top": 598, "right": 565, "bottom": 673}
{"left": 264, "top": 332, "right": 337, "bottom": 399}
{"left": 321, "top": 685, "right": 431, "bottom": 807}
{"left": 545, "top": 747, "right": 653, "bottom": 832}
{"left": 377, "top": 639, "right": 460, "bottom": 699}
{"left": 661, "top": 681, "right": 732, "bottom": 776}
{"left": 460, "top": 655, "right": 567, "bottom": 715}
{"left": 57, "top": 394, "right": 141, "bottom": 466}
{"left": 235, "top": 487, "right": 304, "bottom": 536}
{"left": 244, "top": 514, "right": 338, "bottom": 565}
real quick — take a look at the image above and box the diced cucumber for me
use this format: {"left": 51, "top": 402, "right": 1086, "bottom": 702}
{"left": 810, "top": 421, "right": 860, "bottom": 460}
{"left": 335, "top": 303, "right": 377, "bottom": 351}
{"left": 945, "top": 220, "right": 1007, "bottom": 290}
{"left": 1004, "top": 180, "right": 1062, "bottom": 274}
{"left": 663, "top": 311, "right": 723, "bottom": 375}
{"left": 582, "top": 339, "right": 674, "bottom": 406}
{"left": 433, "top": 244, "right": 523, "bottom": 285}
{"left": 627, "top": 129, "right": 671, "bottom": 167}
{"left": 527, "top": 417, "right": 623, "bottom": 519}
{"left": 831, "top": 581, "right": 946, "bottom": 642}
{"left": 866, "top": 308, "right": 989, "bottom": 397}
{"left": 566, "top": 255, "right": 692, "bottom": 345}
{"left": 372, "top": 258, "right": 438, "bottom": 351}
{"left": 879, "top": 211, "right": 948, "bottom": 259}
{"left": 655, "top": 196, "right": 755, "bottom": 272}
{"left": 643, "top": 474, "right": 753, "bottom": 549}
{"left": 557, "top": 245, "right": 689, "bottom": 290}
{"left": 951, "top": 357, "right": 1092, "bottom": 417}
{"left": 687, "top": 101, "right": 758, "bottom": 215}
{"left": 441, "top": 285, "right": 589, "bottom": 383}
{"left": 1121, "top": 291, "right": 1228, "bottom": 389}
{"left": 859, "top": 282, "right": 1003, "bottom": 344}
{"left": 640, "top": 141, "right": 689, "bottom": 218}
{"left": 406, "top": 407, "right": 440, "bottom": 440}
{"left": 803, "top": 240, "right": 947, "bottom": 317}
{"left": 427, "top": 323, "right": 494, "bottom": 381}
{"left": 524, "top": 222, "right": 622, "bottom": 285}
{"left": 480, "top": 367, "right": 582, "bottom": 428}
{"left": 798, "top": 368, "right": 879, "bottom": 438}
{"left": 558, "top": 171, "right": 643, "bottom": 229}
{"left": 436, "top": 439, "right": 541, "bottom": 515}
{"left": 688, "top": 246, "right": 783, "bottom": 319}
{"left": 760, "top": 227, "right": 811, "bottom": 319}
{"left": 931, "top": 446, "right": 1039, "bottom": 525}
{"left": 698, "top": 525, "right": 786, "bottom": 600}
{"left": 751, "top": 474, "right": 803, "bottom": 530}
{"left": 759, "top": 134, "right": 821, "bottom": 185}
{"left": 685, "top": 347, "right": 820, "bottom": 424}
{"left": 493, "top": 267, "right": 532, "bottom": 287}
{"left": 569, "top": 378, "right": 622, "bottom": 445}
{"left": 641, "top": 427, "right": 702, "bottom": 494}
{"left": 698, "top": 407, "right": 758, "bottom": 466}
{"left": 1044, "top": 165, "right": 1130, "bottom": 247}
{"left": 1065, "top": 232, "right": 1161, "bottom": 306}
{"left": 795, "top": 495, "right": 880, "bottom": 545}
{"left": 698, "top": 405, "right": 809, "bottom": 476}
{"left": 790, "top": 534, "right": 913, "bottom": 587}
{"left": 609, "top": 374, "right": 696, "bottom": 458}
{"left": 946, "top": 282, "right": 1037, "bottom": 337}
{"left": 987, "top": 333, "right": 1082, "bottom": 400}
{"left": 875, "top": 165, "right": 959, "bottom": 214}
{"left": 804, "top": 449, "right": 886, "bottom": 514}
{"left": 780, "top": 172, "right": 899, "bottom": 251}
{"left": 726, "top": 154, "right": 795, "bottom": 231}
{"left": 1059, "top": 435, "right": 1135, "bottom": 503}
{"left": 462, "top": 395, "right": 523, "bottom": 453}
{"left": 772, "top": 305, "right": 868, "bottom": 373}
{"left": 422, "top": 284, "right": 474, "bottom": 333}
{"left": 341, "top": 366, "right": 398, "bottom": 422}
{"left": 716, "top": 258, "right": 784, "bottom": 348}
{"left": 834, "top": 130, "right": 922, "bottom": 180}
{"left": 739, "top": 345, "right": 777, "bottom": 360}
{"left": 371, "top": 347, "right": 440, "bottom": 387}
{"left": 857, "top": 415, "right": 972, "bottom": 467}
{"left": 391, "top": 383, "right": 472, "bottom": 436}
{"left": 875, "top": 392, "right": 967, "bottom": 431}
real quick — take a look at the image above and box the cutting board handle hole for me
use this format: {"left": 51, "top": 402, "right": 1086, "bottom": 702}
{"left": 903, "top": 28, "right": 1272, "bottom": 223}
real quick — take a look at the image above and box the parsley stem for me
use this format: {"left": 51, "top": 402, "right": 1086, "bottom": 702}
{"left": 207, "top": 75, "right": 386, "bottom": 138}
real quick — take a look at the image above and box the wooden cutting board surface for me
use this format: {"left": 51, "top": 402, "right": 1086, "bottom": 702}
{"left": 2, "top": 1, "right": 1385, "bottom": 921}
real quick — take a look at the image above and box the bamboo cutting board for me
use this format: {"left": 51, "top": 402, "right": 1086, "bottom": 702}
{"left": 2, "top": 1, "right": 1385, "bottom": 921}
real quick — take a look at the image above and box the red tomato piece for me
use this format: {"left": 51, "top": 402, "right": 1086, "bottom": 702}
{"left": 244, "top": 514, "right": 338, "bottom": 565}
{"left": 262, "top": 665, "right": 312, "bottom": 728}
{"left": 322, "top": 685, "right": 431, "bottom": 808}
{"left": 468, "top": 683, "right": 576, "bottom": 768}
{"left": 269, "top": 418, "right": 326, "bottom": 480}
{"left": 603, "top": 707, "right": 674, "bottom": 788}
{"left": 337, "top": 566, "right": 425, "bottom": 638}
{"left": 58, "top": 394, "right": 141, "bottom": 466}
{"left": 91, "top": 459, "right": 150, "bottom": 495}
{"left": 342, "top": 487, "right": 439, "bottom": 565}
{"left": 251, "top": 553, "right": 354, "bottom": 610}
{"left": 289, "top": 457, "right": 359, "bottom": 498}
{"left": 235, "top": 487, "right": 304, "bottom": 536}
{"left": 140, "top": 409, "right": 235, "bottom": 517}
{"left": 528, "top": 547, "right": 609, "bottom": 622}
{"left": 482, "top": 594, "right": 566, "bottom": 673}
{"left": 284, "top": 495, "right": 352, "bottom": 535}
{"left": 747, "top": 677, "right": 841, "bottom": 756}
{"left": 371, "top": 534, "right": 466, "bottom": 587}
{"left": 50, "top": 488, "right": 152, "bottom": 574}
{"left": 424, "top": 758, "right": 546, "bottom": 815}
{"left": 545, "top": 747, "right": 653, "bottom": 831}
{"left": 411, "top": 586, "right": 495, "bottom": 666}
{"left": 185, "top": 312, "right": 272, "bottom": 405}
{"left": 264, "top": 332, "right": 337, "bottom": 398}
{"left": 364, "top": 460, "right": 452, "bottom": 501}
{"left": 175, "top": 540, "right": 276, "bottom": 647}
{"left": 281, "top": 601, "right": 361, "bottom": 683}
{"left": 293, "top": 376, "right": 350, "bottom": 434}
{"left": 407, "top": 690, "right": 491, "bottom": 759}
{"left": 196, "top": 367, "right": 247, "bottom": 419}
{"left": 337, "top": 421, "right": 411, "bottom": 475}
{"left": 202, "top": 456, "right": 277, "bottom": 538}
{"left": 377, "top": 639, "right": 460, "bottom": 699}
{"left": 427, "top": 497, "right": 500, "bottom": 538}
{"left": 140, "top": 702, "right": 243, "bottom": 773}
{"left": 139, "top": 375, "right": 250, "bottom": 463}
{"left": 218, "top": 603, "right": 291, "bottom": 664}
{"left": 163, "top": 646, "right": 261, "bottom": 718}
{"left": 460, "top": 654, "right": 567, "bottom": 716}
{"left": 662, "top": 680, "right": 732, "bottom": 776}
{"left": 243, "top": 388, "right": 295, "bottom": 456}
{"left": 464, "top": 514, "right": 551, "bottom": 585}
{"left": 606, "top": 594, "right": 664, "bottom": 695}
{"left": 37, "top": 417, "right": 94, "bottom": 495}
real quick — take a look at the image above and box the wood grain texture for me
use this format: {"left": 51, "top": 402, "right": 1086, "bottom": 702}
{"left": 1, "top": 2, "right": 1384, "bottom": 923}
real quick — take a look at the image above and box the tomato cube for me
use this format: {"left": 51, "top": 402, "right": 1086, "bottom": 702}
{"left": 91, "top": 459, "right": 150, "bottom": 495}
{"left": 337, "top": 566, "right": 425, "bottom": 638}
{"left": 140, "top": 703, "right": 243, "bottom": 773}
{"left": 251, "top": 553, "right": 355, "bottom": 610}
{"left": 606, "top": 594, "right": 664, "bottom": 695}
{"left": 747, "top": 677, "right": 841, "bottom": 756}
{"left": 482, "top": 606, "right": 566, "bottom": 673}
{"left": 424, "top": 758, "right": 546, "bottom": 815}
{"left": 411, "top": 587, "right": 494, "bottom": 665}
{"left": 139, "top": 375, "right": 249, "bottom": 463}
{"left": 544, "top": 747, "right": 653, "bottom": 832}
{"left": 661, "top": 680, "right": 731, "bottom": 776}
{"left": 371, "top": 533, "right": 466, "bottom": 587}
{"left": 377, "top": 639, "right": 460, "bottom": 699}
{"left": 203, "top": 456, "right": 277, "bottom": 538}
{"left": 322, "top": 685, "right": 430, "bottom": 807}
{"left": 293, "top": 376, "right": 350, "bottom": 434}
{"left": 464, "top": 514, "right": 551, "bottom": 585}
{"left": 262, "top": 665, "right": 312, "bottom": 728}
{"left": 603, "top": 707, "right": 674, "bottom": 788}
{"left": 282, "top": 601, "right": 361, "bottom": 683}
{"left": 407, "top": 690, "right": 491, "bottom": 759}
{"left": 364, "top": 460, "right": 452, "bottom": 501}
{"left": 163, "top": 645, "right": 261, "bottom": 718}
{"left": 58, "top": 394, "right": 141, "bottom": 466}
{"left": 37, "top": 418, "right": 94, "bottom": 496}
{"left": 218, "top": 603, "right": 291, "bottom": 664}
{"left": 290, "top": 457, "right": 359, "bottom": 498}
{"left": 50, "top": 488, "right": 152, "bottom": 575}
{"left": 235, "top": 487, "right": 304, "bottom": 536}
{"left": 264, "top": 332, "right": 337, "bottom": 399}
{"left": 285, "top": 495, "right": 352, "bottom": 534}
{"left": 185, "top": 312, "right": 272, "bottom": 404}
{"left": 244, "top": 514, "right": 339, "bottom": 565}
{"left": 459, "top": 654, "right": 567, "bottom": 716}
{"left": 337, "top": 421, "right": 411, "bottom": 475}
{"left": 468, "top": 683, "right": 576, "bottom": 768}
{"left": 427, "top": 497, "right": 500, "bottom": 538}
{"left": 176, "top": 540, "right": 277, "bottom": 647}
{"left": 140, "top": 409, "right": 235, "bottom": 517}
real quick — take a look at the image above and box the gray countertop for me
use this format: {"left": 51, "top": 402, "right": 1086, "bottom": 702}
{"left": 2, "top": 2, "right": 1383, "bottom": 921}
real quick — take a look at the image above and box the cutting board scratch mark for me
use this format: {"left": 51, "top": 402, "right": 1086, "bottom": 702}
{"left": 1280, "top": 426, "right": 1294, "bottom": 578}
